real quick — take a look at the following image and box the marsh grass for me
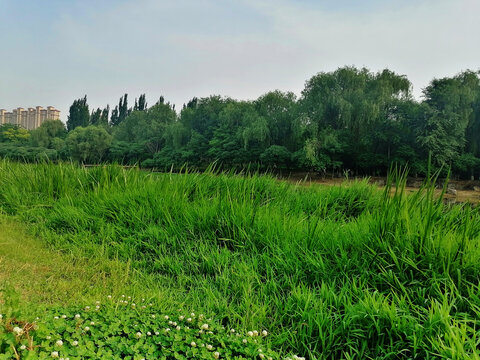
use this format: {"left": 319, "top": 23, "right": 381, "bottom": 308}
{"left": 0, "top": 160, "right": 479, "bottom": 359}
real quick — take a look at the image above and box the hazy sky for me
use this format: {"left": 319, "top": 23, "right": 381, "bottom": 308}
{"left": 1, "top": 0, "right": 479, "bottom": 121}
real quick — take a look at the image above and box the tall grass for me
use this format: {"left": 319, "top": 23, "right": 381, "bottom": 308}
{"left": 1, "top": 160, "right": 479, "bottom": 359}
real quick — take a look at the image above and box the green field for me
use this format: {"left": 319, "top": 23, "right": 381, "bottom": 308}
{"left": 1, "top": 161, "right": 480, "bottom": 359}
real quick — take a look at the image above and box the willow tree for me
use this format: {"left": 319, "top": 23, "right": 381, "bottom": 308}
{"left": 300, "top": 66, "right": 411, "bottom": 174}
{"left": 418, "top": 71, "right": 480, "bottom": 169}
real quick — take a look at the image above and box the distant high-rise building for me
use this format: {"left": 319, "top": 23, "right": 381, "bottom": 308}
{"left": 0, "top": 106, "right": 60, "bottom": 130}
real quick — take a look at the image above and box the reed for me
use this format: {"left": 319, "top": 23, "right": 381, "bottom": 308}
{"left": 0, "top": 160, "right": 479, "bottom": 359}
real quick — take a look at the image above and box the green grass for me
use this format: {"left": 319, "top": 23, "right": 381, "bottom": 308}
{"left": 1, "top": 161, "right": 480, "bottom": 359}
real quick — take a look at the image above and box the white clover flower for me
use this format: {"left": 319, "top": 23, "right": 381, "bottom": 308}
{"left": 253, "top": 330, "right": 259, "bottom": 336}
{"left": 243, "top": 339, "right": 248, "bottom": 344}
{"left": 151, "top": 315, "right": 156, "bottom": 319}
{"left": 128, "top": 296, "right": 132, "bottom": 300}
{"left": 85, "top": 306, "right": 90, "bottom": 310}
{"left": 191, "top": 341, "right": 197, "bottom": 347}
{"left": 51, "top": 352, "right": 59, "bottom": 358}
{"left": 20, "top": 345, "right": 27, "bottom": 350}
{"left": 258, "top": 349, "right": 262, "bottom": 353}
{"left": 230, "top": 329, "right": 235, "bottom": 333}
{"left": 96, "top": 305, "right": 100, "bottom": 310}
{"left": 155, "top": 331, "right": 160, "bottom": 335}
{"left": 201, "top": 323, "right": 209, "bottom": 330}
{"left": 107, "top": 295, "right": 112, "bottom": 299}
{"left": 206, "top": 344, "right": 213, "bottom": 350}
{"left": 164, "top": 315, "right": 169, "bottom": 320}
{"left": 61, "top": 315, "right": 67, "bottom": 319}
{"left": 199, "top": 314, "right": 204, "bottom": 320}
{"left": 247, "top": 331, "right": 254, "bottom": 337}
{"left": 165, "top": 328, "right": 171, "bottom": 332}
{"left": 54, "top": 316, "right": 59, "bottom": 320}
{"left": 214, "top": 351, "right": 220, "bottom": 359}
{"left": 131, "top": 303, "right": 136, "bottom": 308}
{"left": 179, "top": 315, "right": 185, "bottom": 321}
{"left": 135, "top": 332, "right": 142, "bottom": 338}
{"left": 149, "top": 303, "right": 153, "bottom": 306}
{"left": 168, "top": 320, "right": 173, "bottom": 325}
{"left": 259, "top": 354, "right": 265, "bottom": 359}
{"left": 141, "top": 305, "right": 146, "bottom": 309}
{"left": 13, "top": 327, "right": 24, "bottom": 336}
{"left": 74, "top": 314, "right": 80, "bottom": 319}
{"left": 0, "top": 314, "right": 3, "bottom": 319}
{"left": 176, "top": 326, "right": 181, "bottom": 330}
{"left": 72, "top": 341, "right": 78, "bottom": 346}
{"left": 147, "top": 331, "right": 152, "bottom": 336}
{"left": 121, "top": 295, "right": 125, "bottom": 298}
{"left": 191, "top": 312, "right": 195, "bottom": 317}
{"left": 95, "top": 301, "right": 100, "bottom": 304}
{"left": 187, "top": 318, "right": 192, "bottom": 323}
{"left": 46, "top": 336, "right": 52, "bottom": 340}
{"left": 208, "top": 331, "right": 213, "bottom": 334}
{"left": 172, "top": 322, "right": 177, "bottom": 326}
{"left": 185, "top": 326, "right": 190, "bottom": 330}
{"left": 268, "top": 357, "right": 273, "bottom": 360}
{"left": 90, "top": 321, "right": 95, "bottom": 325}
{"left": 84, "top": 326, "right": 90, "bottom": 331}
{"left": 261, "top": 330, "right": 268, "bottom": 336}
{"left": 55, "top": 340, "right": 63, "bottom": 347}
{"left": 199, "top": 330, "right": 204, "bottom": 334}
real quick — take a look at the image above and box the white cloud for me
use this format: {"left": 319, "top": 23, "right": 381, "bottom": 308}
{"left": 1, "top": 0, "right": 479, "bottom": 118}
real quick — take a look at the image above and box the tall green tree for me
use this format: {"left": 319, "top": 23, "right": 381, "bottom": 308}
{"left": 100, "top": 105, "right": 110, "bottom": 127}
{"left": 113, "top": 101, "right": 177, "bottom": 154}
{"left": 30, "top": 120, "right": 67, "bottom": 149}
{"left": 65, "top": 125, "right": 112, "bottom": 163}
{"left": 417, "top": 71, "right": 480, "bottom": 168}
{"left": 300, "top": 67, "right": 411, "bottom": 174}
{"left": 134, "top": 94, "right": 147, "bottom": 111}
{"left": 255, "top": 90, "right": 302, "bottom": 151}
{"left": 66, "top": 96, "right": 89, "bottom": 132}
{"left": 90, "top": 108, "right": 102, "bottom": 126}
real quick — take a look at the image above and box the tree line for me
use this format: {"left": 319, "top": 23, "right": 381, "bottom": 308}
{"left": 1, "top": 66, "right": 480, "bottom": 179}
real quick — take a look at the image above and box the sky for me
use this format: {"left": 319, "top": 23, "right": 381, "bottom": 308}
{"left": 1, "top": 0, "right": 479, "bottom": 121}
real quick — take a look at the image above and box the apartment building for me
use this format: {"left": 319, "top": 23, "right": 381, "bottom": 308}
{"left": 0, "top": 106, "right": 60, "bottom": 130}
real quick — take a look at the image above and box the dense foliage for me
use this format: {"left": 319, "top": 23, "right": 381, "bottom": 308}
{"left": 1, "top": 162, "right": 480, "bottom": 359}
{"left": 0, "top": 292, "right": 277, "bottom": 360}
{"left": 1, "top": 67, "right": 480, "bottom": 178}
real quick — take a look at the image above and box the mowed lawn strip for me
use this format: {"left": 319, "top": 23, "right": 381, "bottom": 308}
{"left": 0, "top": 215, "right": 140, "bottom": 307}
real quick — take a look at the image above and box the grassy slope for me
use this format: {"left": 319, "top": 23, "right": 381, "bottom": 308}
{"left": 1, "top": 162, "right": 480, "bottom": 359}
{"left": 0, "top": 215, "right": 139, "bottom": 307}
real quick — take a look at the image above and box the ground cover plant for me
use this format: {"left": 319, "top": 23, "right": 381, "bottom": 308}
{"left": 0, "top": 161, "right": 480, "bottom": 359}
{"left": 0, "top": 292, "right": 276, "bottom": 360}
